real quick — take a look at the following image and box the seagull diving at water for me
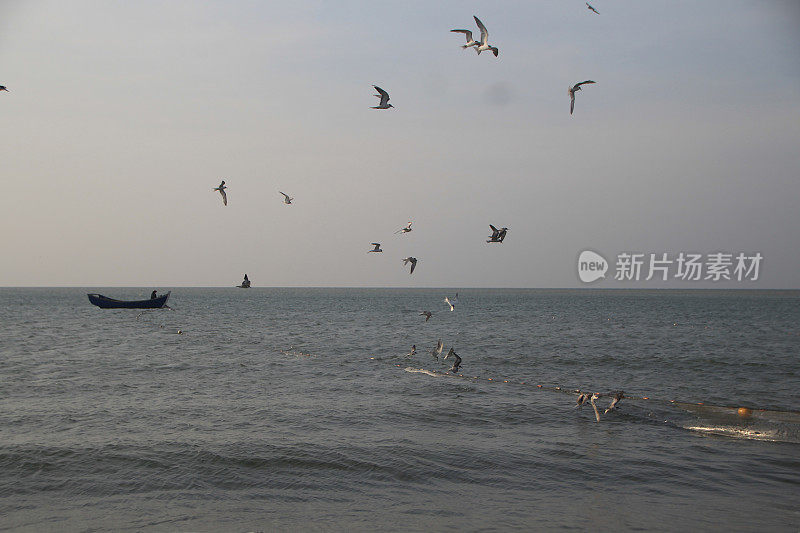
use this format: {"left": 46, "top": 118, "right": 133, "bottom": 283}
{"left": 402, "top": 257, "right": 418, "bottom": 275}
{"left": 279, "top": 191, "right": 293, "bottom": 204}
{"left": 213, "top": 180, "right": 227, "bottom": 206}
{"left": 450, "top": 28, "right": 479, "bottom": 52}
{"left": 586, "top": 2, "right": 600, "bottom": 14}
{"left": 395, "top": 221, "right": 413, "bottom": 234}
{"left": 605, "top": 391, "right": 624, "bottom": 414}
{"left": 487, "top": 225, "right": 508, "bottom": 243}
{"left": 371, "top": 85, "right": 393, "bottom": 109}
{"left": 431, "top": 339, "right": 444, "bottom": 360}
{"left": 0, "top": 86, "right": 8, "bottom": 92}
{"left": 420, "top": 311, "right": 432, "bottom": 322}
{"left": 368, "top": 243, "right": 383, "bottom": 253}
{"left": 444, "top": 348, "right": 462, "bottom": 372}
{"left": 444, "top": 293, "right": 458, "bottom": 311}
{"left": 568, "top": 80, "right": 596, "bottom": 115}
{"left": 574, "top": 393, "right": 589, "bottom": 409}
{"left": 589, "top": 393, "right": 602, "bottom": 422}
{"left": 473, "top": 16, "right": 499, "bottom": 57}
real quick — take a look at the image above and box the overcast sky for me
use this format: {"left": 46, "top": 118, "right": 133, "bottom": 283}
{"left": 1, "top": 1, "right": 799, "bottom": 288}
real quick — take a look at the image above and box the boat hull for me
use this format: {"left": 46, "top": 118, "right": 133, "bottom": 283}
{"left": 87, "top": 292, "right": 171, "bottom": 309}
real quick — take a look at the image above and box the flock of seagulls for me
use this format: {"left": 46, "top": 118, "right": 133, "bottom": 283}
{"left": 194, "top": 9, "right": 591, "bottom": 288}
{"left": 411, "top": 339, "right": 462, "bottom": 373}
{"left": 212, "top": 180, "right": 295, "bottom": 208}
{"left": 575, "top": 391, "right": 624, "bottom": 422}
{"left": 451, "top": 16, "right": 499, "bottom": 57}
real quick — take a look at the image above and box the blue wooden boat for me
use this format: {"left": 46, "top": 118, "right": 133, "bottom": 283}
{"left": 87, "top": 291, "right": 171, "bottom": 309}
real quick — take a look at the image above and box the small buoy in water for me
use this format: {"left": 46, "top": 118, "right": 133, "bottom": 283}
{"left": 177, "top": 330, "right": 183, "bottom": 334}
{"left": 737, "top": 407, "right": 753, "bottom": 418}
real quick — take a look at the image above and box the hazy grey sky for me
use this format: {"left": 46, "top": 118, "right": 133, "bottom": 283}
{"left": 1, "top": 1, "right": 799, "bottom": 287}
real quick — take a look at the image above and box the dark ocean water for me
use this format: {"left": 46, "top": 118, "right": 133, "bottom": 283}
{"left": 1, "top": 288, "right": 799, "bottom": 531}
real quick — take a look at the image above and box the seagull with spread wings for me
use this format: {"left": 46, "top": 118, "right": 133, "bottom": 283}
{"left": 450, "top": 28, "right": 479, "bottom": 52}
{"left": 473, "top": 16, "right": 499, "bottom": 57}
{"left": 371, "top": 85, "right": 393, "bottom": 109}
{"left": 279, "top": 191, "right": 293, "bottom": 204}
{"left": 395, "top": 221, "right": 412, "bottom": 234}
{"left": 213, "top": 180, "right": 227, "bottom": 206}
{"left": 402, "top": 257, "right": 418, "bottom": 275}
{"left": 569, "top": 80, "right": 596, "bottom": 115}
{"left": 431, "top": 339, "right": 444, "bottom": 360}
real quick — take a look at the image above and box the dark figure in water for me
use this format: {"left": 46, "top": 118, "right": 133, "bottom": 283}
{"left": 151, "top": 290, "right": 157, "bottom": 299}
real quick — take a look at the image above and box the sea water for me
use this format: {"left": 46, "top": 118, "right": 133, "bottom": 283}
{"left": 1, "top": 288, "right": 799, "bottom": 531}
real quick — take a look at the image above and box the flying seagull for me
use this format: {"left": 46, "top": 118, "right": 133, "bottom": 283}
{"left": 586, "top": 2, "right": 600, "bottom": 14}
{"left": 213, "top": 180, "right": 227, "bottom": 206}
{"left": 445, "top": 348, "right": 462, "bottom": 372}
{"left": 605, "top": 391, "right": 624, "bottom": 414}
{"left": 431, "top": 339, "right": 444, "bottom": 360}
{"left": 371, "top": 85, "right": 393, "bottom": 109}
{"left": 487, "top": 225, "right": 508, "bottom": 243}
{"left": 0, "top": 86, "right": 8, "bottom": 92}
{"left": 420, "top": 311, "right": 432, "bottom": 322}
{"left": 402, "top": 257, "right": 418, "bottom": 274}
{"left": 444, "top": 293, "right": 458, "bottom": 311}
{"left": 368, "top": 243, "right": 383, "bottom": 253}
{"left": 473, "top": 16, "right": 499, "bottom": 57}
{"left": 450, "top": 29, "right": 479, "bottom": 52}
{"left": 279, "top": 191, "right": 293, "bottom": 204}
{"left": 568, "top": 80, "right": 596, "bottom": 115}
{"left": 395, "top": 221, "right": 413, "bottom": 234}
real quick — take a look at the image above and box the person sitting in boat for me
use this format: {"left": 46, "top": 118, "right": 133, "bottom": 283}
{"left": 151, "top": 290, "right": 157, "bottom": 299}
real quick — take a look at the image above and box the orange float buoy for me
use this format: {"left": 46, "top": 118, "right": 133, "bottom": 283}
{"left": 737, "top": 407, "right": 753, "bottom": 417}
